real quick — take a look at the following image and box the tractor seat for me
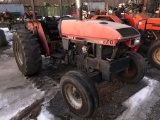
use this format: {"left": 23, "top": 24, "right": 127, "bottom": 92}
{"left": 42, "top": 16, "right": 61, "bottom": 41}
{"left": 121, "top": 18, "right": 129, "bottom": 25}
{"left": 44, "top": 17, "right": 58, "bottom": 29}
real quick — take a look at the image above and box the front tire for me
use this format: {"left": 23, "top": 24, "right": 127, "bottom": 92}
{"left": 148, "top": 41, "right": 160, "bottom": 69}
{"left": 60, "top": 71, "right": 99, "bottom": 117}
{"left": 0, "top": 29, "right": 8, "bottom": 47}
{"left": 113, "top": 52, "right": 146, "bottom": 84}
{"left": 13, "top": 29, "right": 42, "bottom": 76}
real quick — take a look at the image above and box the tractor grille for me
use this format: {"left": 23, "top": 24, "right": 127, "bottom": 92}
{"left": 116, "top": 28, "right": 139, "bottom": 37}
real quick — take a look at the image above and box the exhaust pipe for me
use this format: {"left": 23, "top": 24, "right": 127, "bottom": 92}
{"left": 76, "top": 0, "right": 82, "bottom": 20}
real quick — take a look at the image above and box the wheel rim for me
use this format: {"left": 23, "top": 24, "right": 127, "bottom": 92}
{"left": 15, "top": 42, "right": 23, "bottom": 65}
{"left": 64, "top": 84, "right": 83, "bottom": 110}
{"left": 153, "top": 48, "right": 160, "bottom": 64}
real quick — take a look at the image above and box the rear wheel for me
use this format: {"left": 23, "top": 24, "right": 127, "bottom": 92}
{"left": 0, "top": 29, "right": 8, "bottom": 47}
{"left": 60, "top": 71, "right": 99, "bottom": 117}
{"left": 13, "top": 29, "right": 42, "bottom": 76}
{"left": 113, "top": 52, "right": 146, "bottom": 84}
{"left": 148, "top": 41, "right": 160, "bottom": 69}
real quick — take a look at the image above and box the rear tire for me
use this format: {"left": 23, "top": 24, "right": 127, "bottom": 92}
{"left": 148, "top": 41, "right": 160, "bottom": 69}
{"left": 113, "top": 52, "right": 146, "bottom": 84}
{"left": 0, "top": 29, "right": 8, "bottom": 47}
{"left": 13, "top": 29, "right": 42, "bottom": 76}
{"left": 60, "top": 71, "right": 99, "bottom": 117}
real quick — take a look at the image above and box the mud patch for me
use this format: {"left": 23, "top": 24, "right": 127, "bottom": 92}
{"left": 146, "top": 64, "right": 160, "bottom": 81}
{"left": 147, "top": 100, "right": 160, "bottom": 120}
{"left": 47, "top": 78, "right": 146, "bottom": 120}
{"left": 0, "top": 45, "right": 14, "bottom": 58}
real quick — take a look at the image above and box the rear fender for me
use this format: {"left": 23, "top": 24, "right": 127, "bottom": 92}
{"left": 121, "top": 13, "right": 135, "bottom": 27}
{"left": 27, "top": 21, "right": 50, "bottom": 56}
{"left": 133, "top": 13, "right": 149, "bottom": 30}
{"left": 135, "top": 19, "right": 147, "bottom": 31}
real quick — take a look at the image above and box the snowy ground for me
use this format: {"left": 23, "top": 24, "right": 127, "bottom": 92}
{"left": 0, "top": 58, "right": 44, "bottom": 119}
{"left": 0, "top": 29, "right": 44, "bottom": 120}
{"left": 0, "top": 28, "right": 13, "bottom": 43}
{"left": 0, "top": 28, "right": 160, "bottom": 120}
{"left": 116, "top": 77, "right": 160, "bottom": 120}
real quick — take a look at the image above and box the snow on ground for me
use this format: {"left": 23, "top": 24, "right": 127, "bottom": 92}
{"left": 37, "top": 105, "right": 55, "bottom": 120}
{"left": 3, "top": 47, "right": 13, "bottom": 54}
{"left": 116, "top": 77, "right": 160, "bottom": 120}
{"left": 0, "top": 58, "right": 44, "bottom": 120}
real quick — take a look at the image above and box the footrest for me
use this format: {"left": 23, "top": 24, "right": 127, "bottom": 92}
{"left": 51, "top": 53, "right": 64, "bottom": 59}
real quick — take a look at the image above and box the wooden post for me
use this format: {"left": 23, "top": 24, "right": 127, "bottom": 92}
{"left": 158, "top": 9, "right": 160, "bottom": 18}
{"left": 105, "top": 0, "right": 108, "bottom": 15}
{"left": 59, "top": 0, "right": 63, "bottom": 17}
{"left": 30, "top": 0, "right": 36, "bottom": 21}
{"left": 76, "top": 0, "right": 82, "bottom": 20}
{"left": 67, "top": 0, "right": 69, "bottom": 4}
{"left": 142, "top": 0, "right": 147, "bottom": 13}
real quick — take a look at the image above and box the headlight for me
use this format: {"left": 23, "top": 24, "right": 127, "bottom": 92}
{"left": 125, "top": 37, "right": 141, "bottom": 47}
{"left": 139, "top": 22, "right": 142, "bottom": 25}
{"left": 131, "top": 37, "right": 141, "bottom": 46}
{"left": 134, "top": 37, "right": 141, "bottom": 45}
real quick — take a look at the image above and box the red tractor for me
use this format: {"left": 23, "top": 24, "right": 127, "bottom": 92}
{"left": 122, "top": 13, "right": 160, "bottom": 70}
{"left": 92, "top": 13, "right": 160, "bottom": 70}
{"left": 24, "top": 11, "right": 42, "bottom": 20}
{"left": 12, "top": 0, "right": 146, "bottom": 117}
{"left": 0, "top": 9, "right": 12, "bottom": 23}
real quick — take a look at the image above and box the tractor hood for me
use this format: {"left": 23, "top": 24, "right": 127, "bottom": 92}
{"left": 60, "top": 19, "right": 140, "bottom": 46}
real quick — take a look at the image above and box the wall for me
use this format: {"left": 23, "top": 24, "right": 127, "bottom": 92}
{"left": 108, "top": 0, "right": 127, "bottom": 7}
{"left": 0, "top": 4, "right": 24, "bottom": 15}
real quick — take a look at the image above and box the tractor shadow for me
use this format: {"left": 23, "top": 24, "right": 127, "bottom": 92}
{"left": 42, "top": 59, "right": 147, "bottom": 120}
{"left": 47, "top": 78, "right": 147, "bottom": 120}
{"left": 146, "top": 64, "right": 160, "bottom": 81}
{"left": 26, "top": 57, "right": 77, "bottom": 91}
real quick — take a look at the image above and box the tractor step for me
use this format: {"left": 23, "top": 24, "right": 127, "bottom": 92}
{"left": 51, "top": 53, "right": 64, "bottom": 69}
{"left": 51, "top": 53, "right": 64, "bottom": 59}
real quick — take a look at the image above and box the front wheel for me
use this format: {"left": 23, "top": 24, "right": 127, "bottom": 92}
{"left": 60, "top": 71, "right": 99, "bottom": 117}
{"left": 113, "top": 52, "right": 146, "bottom": 84}
{"left": 148, "top": 41, "right": 160, "bottom": 69}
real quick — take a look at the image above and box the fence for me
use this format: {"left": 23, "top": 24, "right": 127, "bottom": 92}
{"left": 24, "top": 5, "right": 76, "bottom": 16}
